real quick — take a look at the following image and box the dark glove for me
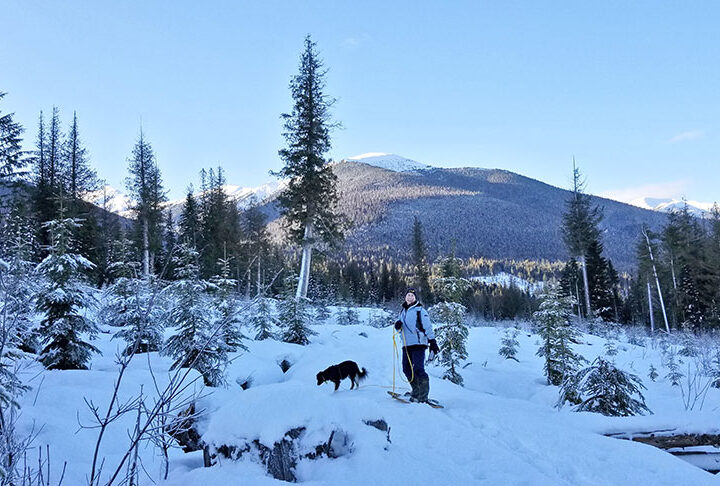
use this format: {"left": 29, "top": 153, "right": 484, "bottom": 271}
{"left": 394, "top": 320, "right": 402, "bottom": 330}
{"left": 428, "top": 339, "right": 440, "bottom": 354}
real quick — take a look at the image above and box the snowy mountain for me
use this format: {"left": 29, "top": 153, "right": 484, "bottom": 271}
{"left": 163, "top": 181, "right": 285, "bottom": 221}
{"left": 82, "top": 185, "right": 135, "bottom": 218}
{"left": 344, "top": 153, "right": 431, "bottom": 172}
{"left": 84, "top": 181, "right": 285, "bottom": 221}
{"left": 83, "top": 155, "right": 675, "bottom": 270}
{"left": 629, "top": 197, "right": 715, "bottom": 217}
{"left": 15, "top": 303, "right": 720, "bottom": 484}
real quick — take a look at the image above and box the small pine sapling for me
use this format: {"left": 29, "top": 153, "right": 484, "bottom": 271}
{"left": 278, "top": 275, "right": 315, "bottom": 345}
{"left": 648, "top": 364, "right": 659, "bottom": 382}
{"left": 569, "top": 357, "right": 651, "bottom": 416}
{"left": 499, "top": 327, "right": 520, "bottom": 362}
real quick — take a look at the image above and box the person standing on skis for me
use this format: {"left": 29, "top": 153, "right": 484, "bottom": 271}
{"left": 394, "top": 288, "right": 440, "bottom": 403}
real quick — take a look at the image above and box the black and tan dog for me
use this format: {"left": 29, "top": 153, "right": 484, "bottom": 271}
{"left": 316, "top": 360, "right": 368, "bottom": 391}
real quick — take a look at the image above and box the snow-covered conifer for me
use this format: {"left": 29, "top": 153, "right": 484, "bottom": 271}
{"left": 101, "top": 238, "right": 164, "bottom": 354}
{"left": 313, "top": 298, "right": 331, "bottom": 323}
{"left": 533, "top": 283, "right": 585, "bottom": 386}
{"left": 648, "top": 364, "right": 658, "bottom": 382}
{"left": 429, "top": 264, "right": 471, "bottom": 386}
{"left": 664, "top": 351, "right": 684, "bottom": 386}
{"left": 570, "top": 357, "right": 650, "bottom": 416}
{"left": 209, "top": 253, "right": 245, "bottom": 352}
{"left": 429, "top": 301, "right": 468, "bottom": 386}
{"left": 499, "top": 327, "right": 520, "bottom": 361}
{"left": 163, "top": 242, "right": 229, "bottom": 386}
{"left": 335, "top": 302, "right": 360, "bottom": 326}
{"left": 35, "top": 214, "right": 98, "bottom": 369}
{"left": 278, "top": 275, "right": 314, "bottom": 345}
{"left": 250, "top": 296, "right": 277, "bottom": 341}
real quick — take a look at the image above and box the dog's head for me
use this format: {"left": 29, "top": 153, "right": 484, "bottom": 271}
{"left": 316, "top": 372, "right": 325, "bottom": 386}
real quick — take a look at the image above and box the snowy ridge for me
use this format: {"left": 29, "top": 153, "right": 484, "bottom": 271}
{"left": 344, "top": 153, "right": 431, "bottom": 172}
{"left": 628, "top": 197, "right": 715, "bottom": 217}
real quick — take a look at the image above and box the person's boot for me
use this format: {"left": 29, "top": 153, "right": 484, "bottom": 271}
{"left": 408, "top": 378, "right": 420, "bottom": 401}
{"left": 411, "top": 376, "right": 429, "bottom": 403}
{"left": 417, "top": 376, "right": 430, "bottom": 402}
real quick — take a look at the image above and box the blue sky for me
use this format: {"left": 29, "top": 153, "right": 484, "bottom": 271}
{"left": 2, "top": 1, "right": 718, "bottom": 203}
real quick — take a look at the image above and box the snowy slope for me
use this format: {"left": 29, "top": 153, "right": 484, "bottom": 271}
{"left": 344, "top": 153, "right": 431, "bottom": 172}
{"left": 14, "top": 305, "right": 720, "bottom": 485}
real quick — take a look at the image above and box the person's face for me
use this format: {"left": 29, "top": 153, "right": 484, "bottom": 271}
{"left": 405, "top": 292, "right": 416, "bottom": 305}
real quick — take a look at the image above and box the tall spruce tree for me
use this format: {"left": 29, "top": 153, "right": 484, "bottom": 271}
{"left": 179, "top": 186, "right": 200, "bottom": 249}
{"left": 126, "top": 129, "right": 166, "bottom": 277}
{"left": 62, "top": 111, "right": 97, "bottom": 201}
{"left": 46, "top": 107, "right": 63, "bottom": 193}
{"left": 274, "top": 35, "right": 345, "bottom": 300}
{"left": 562, "top": 161, "right": 603, "bottom": 319}
{"left": 0, "top": 92, "right": 24, "bottom": 186}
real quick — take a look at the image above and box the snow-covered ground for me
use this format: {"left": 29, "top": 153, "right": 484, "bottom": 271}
{"left": 13, "top": 305, "right": 720, "bottom": 485}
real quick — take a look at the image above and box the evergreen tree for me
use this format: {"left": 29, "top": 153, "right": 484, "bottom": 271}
{"left": 101, "top": 238, "right": 164, "bottom": 355}
{"left": 178, "top": 186, "right": 200, "bottom": 248}
{"left": 278, "top": 275, "right": 314, "bottom": 345}
{"left": 158, "top": 210, "right": 177, "bottom": 279}
{"left": 31, "top": 111, "right": 58, "bottom": 243}
{"left": 1, "top": 205, "right": 39, "bottom": 353}
{"left": 126, "top": 129, "right": 166, "bottom": 277}
{"left": 568, "top": 357, "right": 650, "bottom": 416}
{"left": 209, "top": 251, "right": 246, "bottom": 351}
{"left": 242, "top": 202, "right": 270, "bottom": 296}
{"left": 251, "top": 297, "right": 278, "bottom": 341}
{"left": 163, "top": 242, "right": 229, "bottom": 387}
{"left": 0, "top": 92, "right": 24, "bottom": 186}
{"left": 335, "top": 302, "right": 360, "bottom": 326}
{"left": 35, "top": 212, "right": 99, "bottom": 369}
{"left": 428, "top": 250, "right": 470, "bottom": 385}
{"left": 62, "top": 111, "right": 97, "bottom": 201}
{"left": 199, "top": 168, "right": 242, "bottom": 279}
{"left": 429, "top": 301, "right": 468, "bottom": 385}
{"left": 0, "top": 233, "right": 36, "bottom": 409}
{"left": 499, "top": 327, "right": 520, "bottom": 361}
{"left": 562, "top": 161, "right": 603, "bottom": 318}
{"left": 648, "top": 364, "right": 658, "bottom": 382}
{"left": 534, "top": 283, "right": 585, "bottom": 386}
{"left": 412, "top": 216, "right": 433, "bottom": 304}
{"left": 46, "top": 106, "right": 63, "bottom": 193}
{"left": 274, "top": 35, "right": 345, "bottom": 299}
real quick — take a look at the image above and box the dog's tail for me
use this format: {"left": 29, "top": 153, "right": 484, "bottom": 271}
{"left": 358, "top": 367, "right": 368, "bottom": 381}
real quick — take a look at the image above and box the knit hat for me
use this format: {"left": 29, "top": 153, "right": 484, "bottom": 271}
{"left": 405, "top": 287, "right": 417, "bottom": 296}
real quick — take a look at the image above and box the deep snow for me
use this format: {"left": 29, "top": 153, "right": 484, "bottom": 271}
{"left": 13, "top": 306, "right": 720, "bottom": 485}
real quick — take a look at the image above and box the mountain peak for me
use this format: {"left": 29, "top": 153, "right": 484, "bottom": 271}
{"left": 628, "top": 197, "right": 714, "bottom": 217}
{"left": 344, "top": 153, "right": 431, "bottom": 172}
